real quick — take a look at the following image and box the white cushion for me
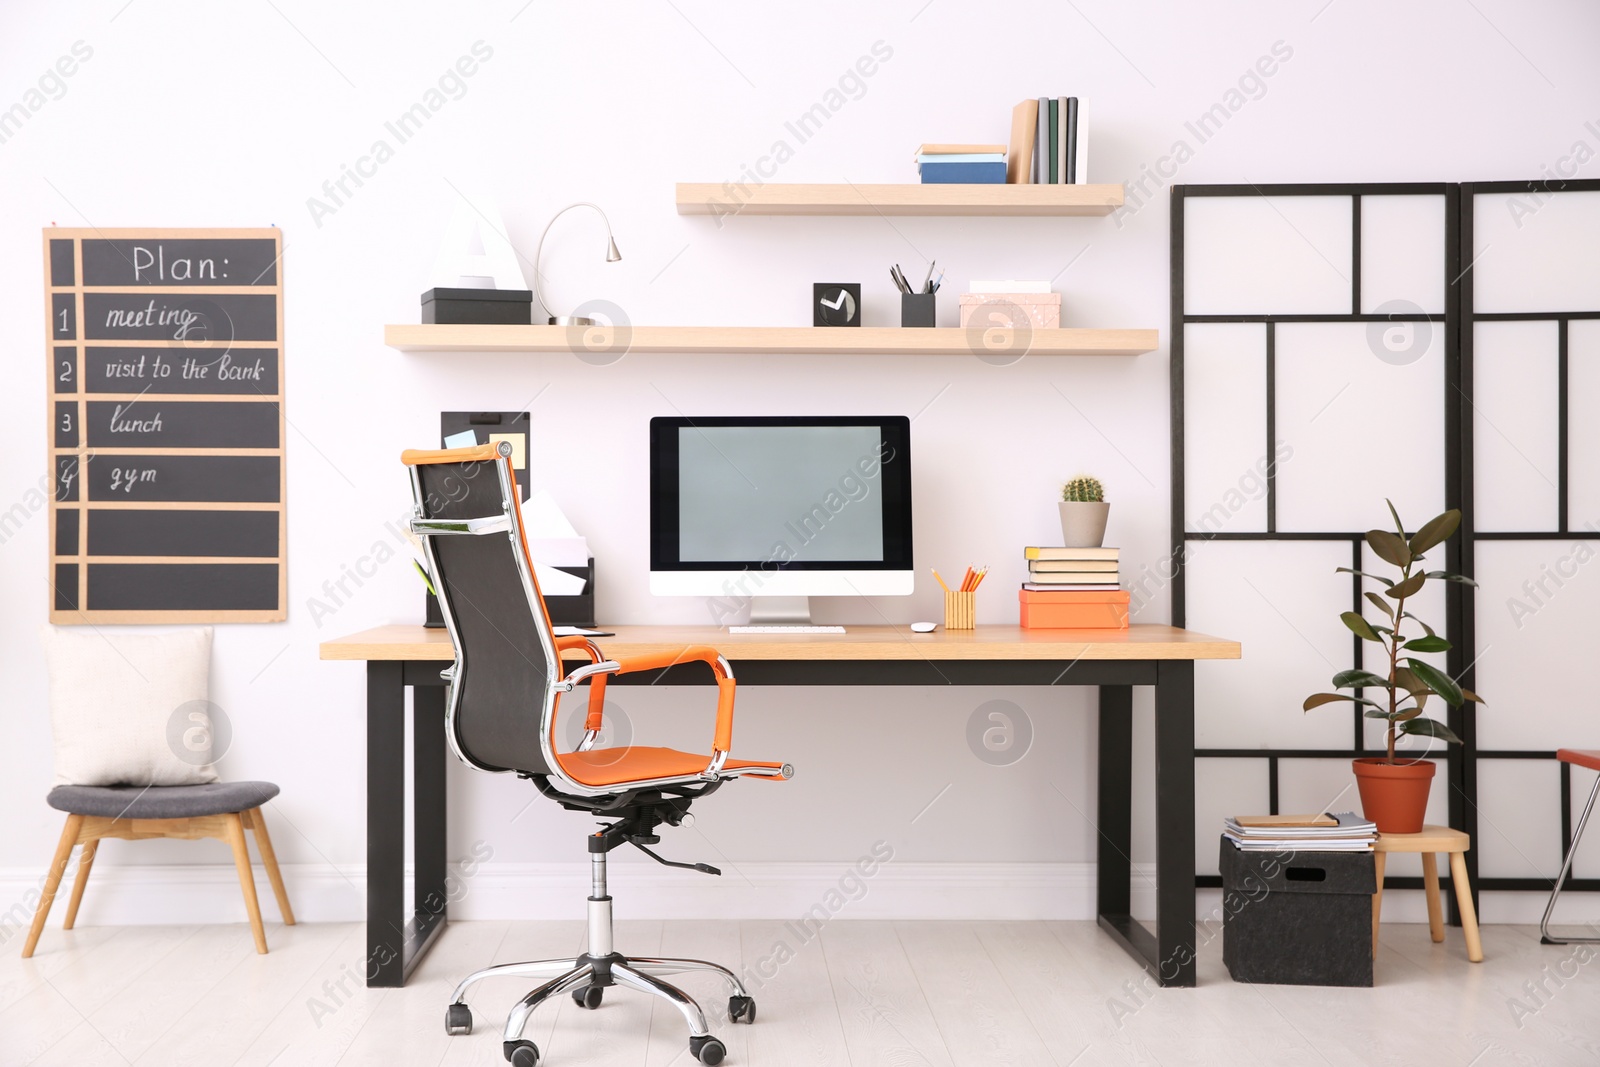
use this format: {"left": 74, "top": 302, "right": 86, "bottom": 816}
{"left": 41, "top": 626, "right": 218, "bottom": 787}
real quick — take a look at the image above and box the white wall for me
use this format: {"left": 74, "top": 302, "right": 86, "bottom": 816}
{"left": 3, "top": 0, "right": 1599, "bottom": 926}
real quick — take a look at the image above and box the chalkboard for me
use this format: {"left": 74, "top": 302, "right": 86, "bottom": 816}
{"left": 45, "top": 228, "right": 286, "bottom": 623}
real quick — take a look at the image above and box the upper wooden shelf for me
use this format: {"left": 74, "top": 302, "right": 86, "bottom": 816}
{"left": 384, "top": 324, "right": 1158, "bottom": 357}
{"left": 674, "top": 182, "right": 1124, "bottom": 217}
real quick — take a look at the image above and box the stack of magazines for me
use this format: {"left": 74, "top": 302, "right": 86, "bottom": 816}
{"left": 1223, "top": 812, "right": 1377, "bottom": 852}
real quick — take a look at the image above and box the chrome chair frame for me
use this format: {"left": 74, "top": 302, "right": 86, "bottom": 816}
{"left": 1540, "top": 768, "right": 1600, "bottom": 944}
{"left": 408, "top": 442, "right": 773, "bottom": 1065}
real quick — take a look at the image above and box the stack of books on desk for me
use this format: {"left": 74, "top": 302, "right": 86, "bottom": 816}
{"left": 1018, "top": 546, "right": 1128, "bottom": 629}
{"left": 915, "top": 143, "right": 1007, "bottom": 184}
{"left": 1223, "top": 813, "right": 1378, "bottom": 852}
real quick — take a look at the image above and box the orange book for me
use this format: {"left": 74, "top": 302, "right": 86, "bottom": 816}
{"left": 1018, "top": 588, "right": 1130, "bottom": 629}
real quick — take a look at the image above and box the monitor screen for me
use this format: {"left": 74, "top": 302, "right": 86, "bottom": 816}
{"left": 650, "top": 416, "right": 912, "bottom": 576}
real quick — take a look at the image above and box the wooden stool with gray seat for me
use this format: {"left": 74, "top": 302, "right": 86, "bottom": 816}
{"left": 25, "top": 781, "right": 294, "bottom": 957}
{"left": 26, "top": 625, "right": 295, "bottom": 957}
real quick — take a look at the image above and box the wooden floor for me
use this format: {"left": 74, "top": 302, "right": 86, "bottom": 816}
{"left": 3, "top": 919, "right": 1597, "bottom": 1065}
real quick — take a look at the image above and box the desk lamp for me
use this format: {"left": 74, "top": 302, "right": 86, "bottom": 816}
{"left": 532, "top": 202, "right": 622, "bottom": 326}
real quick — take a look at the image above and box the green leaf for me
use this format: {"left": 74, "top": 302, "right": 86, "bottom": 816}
{"left": 1460, "top": 687, "right": 1486, "bottom": 705}
{"left": 1364, "top": 708, "right": 1396, "bottom": 720}
{"left": 1305, "top": 692, "right": 1384, "bottom": 711}
{"left": 1385, "top": 572, "right": 1427, "bottom": 600}
{"left": 1365, "top": 592, "right": 1396, "bottom": 619}
{"left": 1409, "top": 510, "right": 1461, "bottom": 556}
{"left": 1333, "top": 668, "right": 1392, "bottom": 689}
{"left": 1393, "top": 666, "right": 1429, "bottom": 696}
{"left": 1366, "top": 529, "right": 1413, "bottom": 567}
{"left": 1394, "top": 706, "right": 1423, "bottom": 722}
{"left": 1425, "top": 570, "right": 1479, "bottom": 587}
{"left": 1403, "top": 635, "right": 1452, "bottom": 653}
{"left": 1385, "top": 498, "right": 1408, "bottom": 539}
{"left": 1401, "top": 717, "right": 1463, "bottom": 744}
{"left": 1340, "top": 612, "right": 1383, "bottom": 642}
{"left": 1406, "top": 658, "right": 1464, "bottom": 706}
{"left": 1401, "top": 613, "right": 1436, "bottom": 637}
{"left": 1337, "top": 567, "right": 1394, "bottom": 588}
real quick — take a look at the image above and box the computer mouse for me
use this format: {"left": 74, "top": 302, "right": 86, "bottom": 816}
{"left": 910, "top": 621, "right": 937, "bottom": 633}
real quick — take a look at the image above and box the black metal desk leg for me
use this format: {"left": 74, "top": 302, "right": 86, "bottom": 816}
{"left": 1153, "top": 659, "right": 1197, "bottom": 987}
{"left": 1097, "top": 684, "right": 1133, "bottom": 919}
{"left": 366, "top": 661, "right": 407, "bottom": 987}
{"left": 413, "top": 684, "right": 449, "bottom": 948}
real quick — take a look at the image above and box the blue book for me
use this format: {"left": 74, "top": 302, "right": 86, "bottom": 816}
{"left": 919, "top": 160, "right": 1008, "bottom": 184}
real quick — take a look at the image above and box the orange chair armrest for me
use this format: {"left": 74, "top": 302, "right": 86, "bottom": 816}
{"left": 609, "top": 646, "right": 728, "bottom": 678}
{"left": 611, "top": 646, "right": 736, "bottom": 755}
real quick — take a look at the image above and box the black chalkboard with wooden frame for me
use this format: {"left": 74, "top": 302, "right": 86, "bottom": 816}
{"left": 44, "top": 227, "right": 287, "bottom": 623}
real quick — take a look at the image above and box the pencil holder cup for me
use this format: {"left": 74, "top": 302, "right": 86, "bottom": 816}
{"left": 944, "top": 590, "right": 975, "bottom": 630}
{"left": 902, "top": 292, "right": 936, "bottom": 328}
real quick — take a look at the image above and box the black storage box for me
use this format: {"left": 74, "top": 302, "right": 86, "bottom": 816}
{"left": 420, "top": 287, "right": 533, "bottom": 325}
{"left": 1219, "top": 836, "right": 1375, "bottom": 987}
{"left": 426, "top": 558, "right": 595, "bottom": 629}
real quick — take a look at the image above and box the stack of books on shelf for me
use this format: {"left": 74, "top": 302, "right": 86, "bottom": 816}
{"left": 1018, "top": 546, "right": 1129, "bottom": 629}
{"left": 1223, "top": 813, "right": 1378, "bottom": 853}
{"left": 1006, "top": 97, "right": 1089, "bottom": 184}
{"left": 914, "top": 143, "right": 1007, "bottom": 185}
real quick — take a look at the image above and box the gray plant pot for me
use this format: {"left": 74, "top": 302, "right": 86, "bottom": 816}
{"left": 1058, "top": 501, "right": 1110, "bottom": 548}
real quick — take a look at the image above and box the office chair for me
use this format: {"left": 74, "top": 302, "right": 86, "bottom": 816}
{"left": 404, "top": 442, "right": 792, "bottom": 1067}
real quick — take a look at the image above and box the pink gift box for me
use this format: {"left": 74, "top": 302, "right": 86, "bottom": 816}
{"left": 958, "top": 292, "right": 1061, "bottom": 329}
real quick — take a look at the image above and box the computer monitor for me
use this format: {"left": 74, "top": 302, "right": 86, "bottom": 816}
{"left": 649, "top": 416, "right": 913, "bottom": 625}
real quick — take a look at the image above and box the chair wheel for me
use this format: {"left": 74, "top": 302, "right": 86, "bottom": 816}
{"left": 572, "top": 984, "right": 604, "bottom": 1009}
{"left": 445, "top": 1002, "right": 472, "bottom": 1035}
{"left": 729, "top": 995, "right": 756, "bottom": 1023}
{"left": 691, "top": 1034, "right": 726, "bottom": 1065}
{"left": 504, "top": 1039, "right": 540, "bottom": 1067}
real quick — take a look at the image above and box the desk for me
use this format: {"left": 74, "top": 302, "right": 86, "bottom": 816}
{"left": 320, "top": 623, "right": 1240, "bottom": 988}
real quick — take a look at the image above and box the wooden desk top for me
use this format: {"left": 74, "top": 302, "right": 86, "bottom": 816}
{"left": 319, "top": 624, "right": 1241, "bottom": 663}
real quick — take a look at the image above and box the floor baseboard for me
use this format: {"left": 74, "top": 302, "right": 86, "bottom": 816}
{"left": 0, "top": 860, "right": 1589, "bottom": 931}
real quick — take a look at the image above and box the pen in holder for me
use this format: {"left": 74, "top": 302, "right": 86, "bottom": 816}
{"left": 902, "top": 292, "right": 936, "bottom": 328}
{"left": 943, "top": 589, "right": 975, "bottom": 630}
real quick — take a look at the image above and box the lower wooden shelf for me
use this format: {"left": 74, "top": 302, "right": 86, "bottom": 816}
{"left": 384, "top": 324, "right": 1157, "bottom": 357}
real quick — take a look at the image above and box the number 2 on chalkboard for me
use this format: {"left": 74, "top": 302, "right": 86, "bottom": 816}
{"left": 60, "top": 360, "right": 73, "bottom": 383}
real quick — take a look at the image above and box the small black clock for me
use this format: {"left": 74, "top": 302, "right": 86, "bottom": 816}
{"left": 813, "top": 282, "right": 861, "bottom": 327}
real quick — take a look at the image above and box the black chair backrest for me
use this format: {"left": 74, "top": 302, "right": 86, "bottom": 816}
{"left": 412, "top": 453, "right": 558, "bottom": 775}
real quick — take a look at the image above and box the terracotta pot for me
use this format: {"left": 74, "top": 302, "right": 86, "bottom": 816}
{"left": 1058, "top": 501, "right": 1110, "bottom": 548}
{"left": 1352, "top": 757, "right": 1435, "bottom": 833}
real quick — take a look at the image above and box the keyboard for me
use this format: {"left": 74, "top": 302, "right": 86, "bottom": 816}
{"left": 728, "top": 625, "right": 847, "bottom": 634}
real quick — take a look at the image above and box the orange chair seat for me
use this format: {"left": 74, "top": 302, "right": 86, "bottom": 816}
{"left": 1558, "top": 748, "right": 1600, "bottom": 773}
{"left": 557, "top": 745, "right": 785, "bottom": 787}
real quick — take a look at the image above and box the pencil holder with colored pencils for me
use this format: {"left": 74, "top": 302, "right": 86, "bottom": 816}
{"left": 943, "top": 589, "right": 975, "bottom": 629}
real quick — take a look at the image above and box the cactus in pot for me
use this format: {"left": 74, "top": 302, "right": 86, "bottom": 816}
{"left": 1058, "top": 476, "right": 1109, "bottom": 548}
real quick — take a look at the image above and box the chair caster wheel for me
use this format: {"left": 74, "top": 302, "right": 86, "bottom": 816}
{"left": 504, "top": 1039, "right": 540, "bottom": 1067}
{"left": 690, "top": 1034, "right": 726, "bottom": 1065}
{"left": 445, "top": 1002, "right": 472, "bottom": 1035}
{"left": 729, "top": 995, "right": 756, "bottom": 1023}
{"left": 572, "top": 984, "right": 604, "bottom": 1009}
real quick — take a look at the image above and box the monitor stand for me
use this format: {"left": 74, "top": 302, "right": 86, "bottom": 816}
{"left": 747, "top": 596, "right": 814, "bottom": 626}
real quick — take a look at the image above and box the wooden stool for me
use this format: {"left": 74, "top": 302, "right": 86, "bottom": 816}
{"left": 1371, "top": 825, "right": 1482, "bottom": 963}
{"left": 23, "top": 782, "right": 295, "bottom": 958}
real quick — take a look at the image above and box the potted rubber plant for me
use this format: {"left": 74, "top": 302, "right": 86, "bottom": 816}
{"left": 1059, "top": 476, "right": 1109, "bottom": 548}
{"left": 1303, "top": 502, "right": 1483, "bottom": 833}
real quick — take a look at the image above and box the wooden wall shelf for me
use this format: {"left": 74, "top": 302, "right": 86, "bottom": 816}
{"left": 674, "top": 183, "right": 1124, "bottom": 217}
{"left": 385, "top": 324, "right": 1157, "bottom": 357}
